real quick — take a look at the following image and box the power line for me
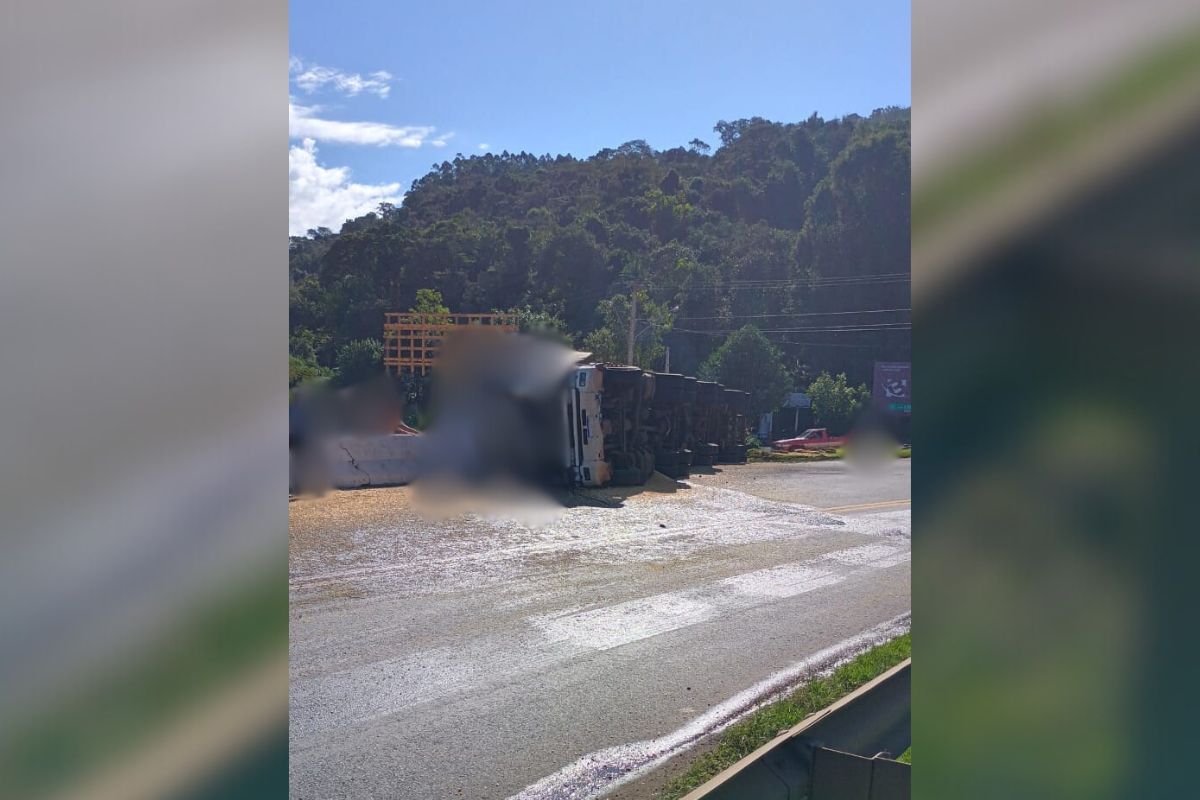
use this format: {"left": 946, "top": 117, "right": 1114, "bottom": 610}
{"left": 709, "top": 274, "right": 909, "bottom": 286}
{"left": 614, "top": 273, "right": 911, "bottom": 291}
{"left": 618, "top": 272, "right": 908, "bottom": 283}
{"left": 638, "top": 280, "right": 910, "bottom": 293}
{"left": 643, "top": 278, "right": 908, "bottom": 287}
{"left": 672, "top": 323, "right": 910, "bottom": 334}
{"left": 777, "top": 341, "right": 905, "bottom": 348}
{"left": 690, "top": 339, "right": 908, "bottom": 350}
{"left": 673, "top": 307, "right": 911, "bottom": 321}
{"left": 670, "top": 332, "right": 907, "bottom": 349}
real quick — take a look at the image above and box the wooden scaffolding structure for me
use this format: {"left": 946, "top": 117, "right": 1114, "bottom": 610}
{"left": 383, "top": 312, "right": 519, "bottom": 375}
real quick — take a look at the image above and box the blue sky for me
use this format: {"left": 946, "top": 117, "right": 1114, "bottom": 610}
{"left": 289, "top": 0, "right": 910, "bottom": 234}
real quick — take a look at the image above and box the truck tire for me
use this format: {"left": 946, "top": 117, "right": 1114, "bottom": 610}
{"left": 639, "top": 449, "right": 656, "bottom": 483}
{"left": 651, "top": 373, "right": 685, "bottom": 404}
{"left": 723, "top": 388, "right": 746, "bottom": 411}
{"left": 697, "top": 381, "right": 721, "bottom": 404}
{"left": 612, "top": 466, "right": 645, "bottom": 486}
{"left": 682, "top": 377, "right": 698, "bottom": 404}
{"left": 654, "top": 448, "right": 690, "bottom": 477}
{"left": 653, "top": 453, "right": 676, "bottom": 470}
{"left": 641, "top": 373, "right": 656, "bottom": 402}
{"left": 602, "top": 366, "right": 645, "bottom": 395}
{"left": 718, "top": 444, "right": 748, "bottom": 464}
{"left": 658, "top": 461, "right": 689, "bottom": 479}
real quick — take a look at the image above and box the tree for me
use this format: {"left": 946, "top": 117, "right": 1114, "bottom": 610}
{"left": 412, "top": 287, "right": 449, "bottom": 315}
{"left": 698, "top": 325, "right": 792, "bottom": 417}
{"left": 289, "top": 327, "right": 334, "bottom": 388}
{"left": 506, "top": 305, "right": 572, "bottom": 346}
{"left": 806, "top": 371, "right": 870, "bottom": 434}
{"left": 580, "top": 327, "right": 620, "bottom": 364}
{"left": 582, "top": 291, "right": 674, "bottom": 369}
{"left": 289, "top": 355, "right": 331, "bottom": 388}
{"left": 334, "top": 338, "right": 384, "bottom": 387}
{"left": 617, "top": 139, "right": 653, "bottom": 157}
{"left": 290, "top": 327, "right": 331, "bottom": 365}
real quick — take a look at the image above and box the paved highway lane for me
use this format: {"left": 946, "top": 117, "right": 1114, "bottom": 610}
{"left": 289, "top": 459, "right": 910, "bottom": 799}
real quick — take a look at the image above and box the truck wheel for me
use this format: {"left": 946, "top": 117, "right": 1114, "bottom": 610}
{"left": 658, "top": 462, "right": 685, "bottom": 479}
{"left": 639, "top": 449, "right": 655, "bottom": 483}
{"left": 602, "top": 366, "right": 644, "bottom": 394}
{"left": 610, "top": 451, "right": 634, "bottom": 469}
{"left": 641, "top": 373, "right": 656, "bottom": 402}
{"left": 651, "top": 373, "right": 684, "bottom": 404}
{"left": 612, "top": 467, "right": 644, "bottom": 486}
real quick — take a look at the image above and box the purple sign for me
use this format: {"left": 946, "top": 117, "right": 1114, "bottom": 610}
{"left": 873, "top": 362, "right": 910, "bottom": 414}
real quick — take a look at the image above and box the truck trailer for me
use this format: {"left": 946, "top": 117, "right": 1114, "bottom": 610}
{"left": 562, "top": 363, "right": 749, "bottom": 488}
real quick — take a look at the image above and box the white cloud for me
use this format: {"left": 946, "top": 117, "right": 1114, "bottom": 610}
{"left": 289, "top": 57, "right": 393, "bottom": 99}
{"left": 289, "top": 102, "right": 440, "bottom": 147}
{"left": 478, "top": 143, "right": 490, "bottom": 150}
{"left": 289, "top": 139, "right": 402, "bottom": 235}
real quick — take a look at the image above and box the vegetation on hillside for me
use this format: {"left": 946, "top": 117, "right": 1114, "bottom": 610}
{"left": 290, "top": 109, "right": 910, "bottom": 395}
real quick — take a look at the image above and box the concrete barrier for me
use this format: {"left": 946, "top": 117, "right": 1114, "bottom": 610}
{"left": 682, "top": 660, "right": 910, "bottom": 800}
{"left": 324, "top": 434, "right": 424, "bottom": 489}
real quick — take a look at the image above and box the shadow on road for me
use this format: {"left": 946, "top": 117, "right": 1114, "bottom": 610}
{"left": 558, "top": 472, "right": 692, "bottom": 508}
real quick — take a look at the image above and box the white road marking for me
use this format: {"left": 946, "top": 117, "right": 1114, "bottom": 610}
{"left": 529, "top": 543, "right": 906, "bottom": 652}
{"left": 819, "top": 542, "right": 905, "bottom": 566}
{"left": 534, "top": 593, "right": 717, "bottom": 651}
{"left": 721, "top": 563, "right": 843, "bottom": 599}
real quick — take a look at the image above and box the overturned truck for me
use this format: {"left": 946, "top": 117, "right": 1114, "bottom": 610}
{"left": 562, "top": 364, "right": 749, "bottom": 488}
{"left": 288, "top": 340, "right": 749, "bottom": 493}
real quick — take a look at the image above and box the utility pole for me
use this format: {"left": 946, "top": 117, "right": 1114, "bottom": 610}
{"left": 626, "top": 288, "right": 637, "bottom": 366}
{"left": 664, "top": 346, "right": 670, "bottom": 373}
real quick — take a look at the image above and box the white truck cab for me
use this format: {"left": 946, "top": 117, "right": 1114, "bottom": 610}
{"left": 563, "top": 365, "right": 611, "bottom": 487}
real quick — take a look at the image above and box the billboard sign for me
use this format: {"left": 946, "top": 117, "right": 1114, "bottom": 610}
{"left": 782, "top": 392, "right": 811, "bottom": 409}
{"left": 873, "top": 362, "right": 911, "bottom": 414}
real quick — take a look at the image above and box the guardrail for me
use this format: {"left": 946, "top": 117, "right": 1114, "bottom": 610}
{"left": 681, "top": 659, "right": 910, "bottom": 800}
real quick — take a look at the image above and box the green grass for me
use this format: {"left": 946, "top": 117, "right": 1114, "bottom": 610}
{"left": 746, "top": 447, "right": 843, "bottom": 463}
{"left": 748, "top": 446, "right": 911, "bottom": 462}
{"left": 898, "top": 747, "right": 911, "bottom": 764}
{"left": 658, "top": 634, "right": 911, "bottom": 800}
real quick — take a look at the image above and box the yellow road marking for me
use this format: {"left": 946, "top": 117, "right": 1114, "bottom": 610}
{"left": 820, "top": 499, "right": 911, "bottom": 514}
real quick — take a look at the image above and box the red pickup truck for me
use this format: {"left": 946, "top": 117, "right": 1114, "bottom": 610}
{"left": 770, "top": 428, "right": 846, "bottom": 451}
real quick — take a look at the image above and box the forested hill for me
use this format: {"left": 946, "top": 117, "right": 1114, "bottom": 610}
{"left": 290, "top": 108, "right": 910, "bottom": 388}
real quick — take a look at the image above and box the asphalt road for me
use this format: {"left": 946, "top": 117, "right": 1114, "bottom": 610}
{"left": 289, "top": 459, "right": 910, "bottom": 799}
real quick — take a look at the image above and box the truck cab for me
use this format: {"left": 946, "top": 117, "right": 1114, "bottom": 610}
{"left": 563, "top": 365, "right": 611, "bottom": 487}
{"left": 561, "top": 364, "right": 658, "bottom": 487}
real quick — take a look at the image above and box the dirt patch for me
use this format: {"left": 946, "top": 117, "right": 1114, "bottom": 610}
{"left": 289, "top": 486, "right": 416, "bottom": 570}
